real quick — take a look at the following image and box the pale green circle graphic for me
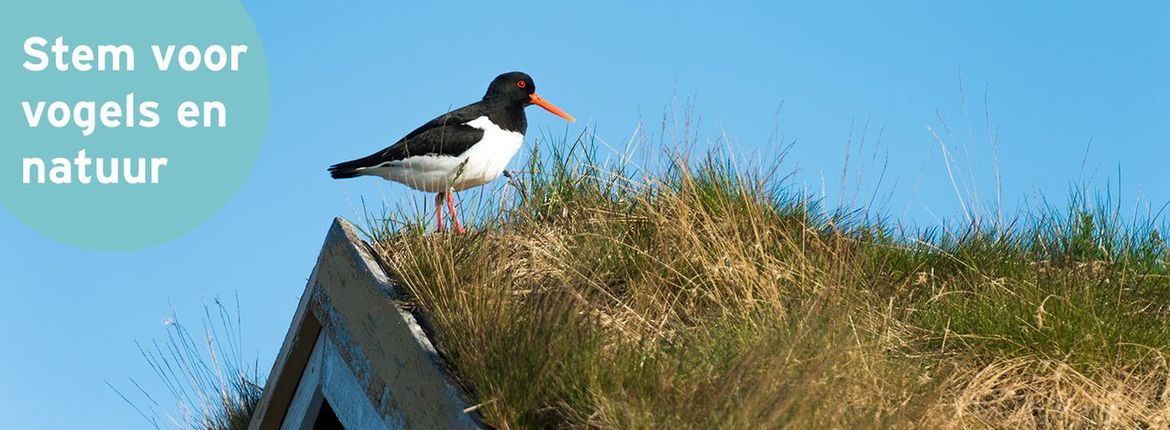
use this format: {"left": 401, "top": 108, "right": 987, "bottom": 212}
{"left": 0, "top": 0, "right": 269, "bottom": 250}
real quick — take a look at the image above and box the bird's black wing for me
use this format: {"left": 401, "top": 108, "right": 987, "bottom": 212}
{"left": 329, "top": 102, "right": 488, "bottom": 178}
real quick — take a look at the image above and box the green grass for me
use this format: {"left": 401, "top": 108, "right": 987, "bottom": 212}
{"left": 368, "top": 133, "right": 1169, "bottom": 429}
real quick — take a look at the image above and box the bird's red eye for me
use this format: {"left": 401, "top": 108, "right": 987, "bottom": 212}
{"left": 516, "top": 80, "right": 526, "bottom": 88}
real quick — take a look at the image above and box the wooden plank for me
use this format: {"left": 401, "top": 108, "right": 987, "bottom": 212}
{"left": 319, "top": 329, "right": 393, "bottom": 429}
{"left": 280, "top": 333, "right": 325, "bottom": 430}
{"left": 308, "top": 218, "right": 480, "bottom": 429}
{"left": 251, "top": 217, "right": 482, "bottom": 429}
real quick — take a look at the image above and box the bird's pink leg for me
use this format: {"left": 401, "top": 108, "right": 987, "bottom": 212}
{"left": 434, "top": 192, "right": 445, "bottom": 233}
{"left": 446, "top": 191, "right": 466, "bottom": 234}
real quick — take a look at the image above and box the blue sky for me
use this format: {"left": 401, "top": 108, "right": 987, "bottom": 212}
{"left": 1, "top": 2, "right": 1167, "bottom": 428}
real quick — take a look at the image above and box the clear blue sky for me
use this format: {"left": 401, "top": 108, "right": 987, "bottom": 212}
{"left": 1, "top": 2, "right": 1167, "bottom": 428}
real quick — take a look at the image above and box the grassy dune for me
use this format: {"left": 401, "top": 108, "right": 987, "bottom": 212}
{"left": 368, "top": 135, "right": 1169, "bottom": 429}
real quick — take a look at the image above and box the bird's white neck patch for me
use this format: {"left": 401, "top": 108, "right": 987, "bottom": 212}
{"left": 463, "top": 116, "right": 502, "bottom": 131}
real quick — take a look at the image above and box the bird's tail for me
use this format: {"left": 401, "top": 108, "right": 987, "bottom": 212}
{"left": 327, "top": 158, "right": 372, "bottom": 179}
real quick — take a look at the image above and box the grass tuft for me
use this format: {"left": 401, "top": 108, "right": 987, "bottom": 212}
{"left": 111, "top": 296, "right": 264, "bottom": 430}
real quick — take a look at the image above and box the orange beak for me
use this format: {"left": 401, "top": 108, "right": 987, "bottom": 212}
{"left": 529, "top": 93, "right": 575, "bottom": 123}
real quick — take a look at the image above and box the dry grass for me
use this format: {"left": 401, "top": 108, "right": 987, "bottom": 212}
{"left": 368, "top": 134, "right": 1169, "bottom": 429}
{"left": 112, "top": 297, "right": 263, "bottom": 430}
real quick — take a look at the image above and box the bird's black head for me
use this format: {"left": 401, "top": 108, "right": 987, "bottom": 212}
{"left": 484, "top": 71, "right": 536, "bottom": 104}
{"left": 483, "top": 71, "right": 574, "bottom": 122}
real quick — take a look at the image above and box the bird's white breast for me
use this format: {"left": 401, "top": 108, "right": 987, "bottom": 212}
{"left": 368, "top": 116, "right": 523, "bottom": 193}
{"left": 451, "top": 116, "right": 524, "bottom": 190}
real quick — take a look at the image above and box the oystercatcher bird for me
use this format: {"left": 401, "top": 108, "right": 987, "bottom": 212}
{"left": 328, "top": 72, "right": 574, "bottom": 233}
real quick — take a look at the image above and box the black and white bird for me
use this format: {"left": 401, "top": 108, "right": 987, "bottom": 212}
{"left": 328, "top": 72, "right": 575, "bottom": 233}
